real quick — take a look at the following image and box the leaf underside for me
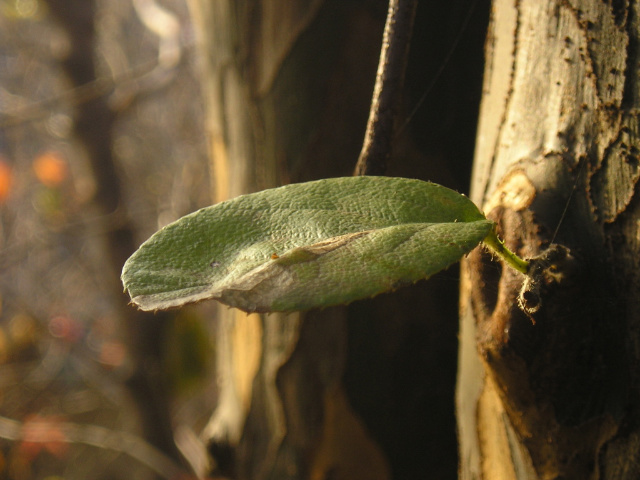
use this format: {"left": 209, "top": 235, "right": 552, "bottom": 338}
{"left": 121, "top": 176, "right": 492, "bottom": 313}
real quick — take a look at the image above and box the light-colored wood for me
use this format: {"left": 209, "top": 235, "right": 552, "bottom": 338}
{"left": 459, "top": 0, "right": 640, "bottom": 478}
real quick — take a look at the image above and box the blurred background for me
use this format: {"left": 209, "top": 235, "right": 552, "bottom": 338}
{"left": 0, "top": 1, "right": 490, "bottom": 479}
{"left": 0, "top": 0, "right": 217, "bottom": 478}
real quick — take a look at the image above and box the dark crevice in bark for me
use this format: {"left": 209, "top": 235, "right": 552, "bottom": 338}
{"left": 612, "top": 0, "right": 629, "bottom": 28}
{"left": 621, "top": 0, "right": 638, "bottom": 110}
{"left": 346, "top": 1, "right": 492, "bottom": 478}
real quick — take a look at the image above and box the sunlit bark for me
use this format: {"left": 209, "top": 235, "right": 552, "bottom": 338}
{"left": 459, "top": 1, "right": 640, "bottom": 478}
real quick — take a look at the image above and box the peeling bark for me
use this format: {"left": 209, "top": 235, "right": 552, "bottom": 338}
{"left": 459, "top": 0, "right": 640, "bottom": 478}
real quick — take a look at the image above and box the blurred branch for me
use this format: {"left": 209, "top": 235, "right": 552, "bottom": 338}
{"left": 354, "top": 0, "right": 418, "bottom": 176}
{"left": 0, "top": 0, "right": 187, "bottom": 132}
{"left": 133, "top": 0, "right": 182, "bottom": 68}
{"left": 0, "top": 50, "right": 188, "bottom": 131}
{"left": 0, "top": 76, "right": 113, "bottom": 130}
{"left": 0, "top": 415, "right": 186, "bottom": 479}
{"left": 39, "top": 0, "right": 190, "bottom": 474}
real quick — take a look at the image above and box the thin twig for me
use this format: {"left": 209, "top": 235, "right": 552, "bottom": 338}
{"left": 354, "top": 0, "right": 418, "bottom": 176}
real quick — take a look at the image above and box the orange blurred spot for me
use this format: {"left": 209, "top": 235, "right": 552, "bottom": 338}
{"left": 48, "top": 315, "right": 83, "bottom": 344}
{"left": 33, "top": 151, "right": 68, "bottom": 187}
{"left": 99, "top": 341, "right": 127, "bottom": 368}
{"left": 10, "top": 313, "right": 38, "bottom": 349}
{"left": 0, "top": 159, "right": 11, "bottom": 203}
{"left": 19, "top": 415, "right": 68, "bottom": 461}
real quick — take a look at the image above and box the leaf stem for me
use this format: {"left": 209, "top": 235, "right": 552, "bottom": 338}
{"left": 482, "top": 227, "right": 530, "bottom": 275}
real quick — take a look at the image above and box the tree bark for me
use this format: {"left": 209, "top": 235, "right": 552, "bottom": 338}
{"left": 458, "top": 1, "right": 640, "bottom": 478}
{"left": 187, "top": 2, "right": 392, "bottom": 478}
{"left": 187, "top": 1, "right": 490, "bottom": 479}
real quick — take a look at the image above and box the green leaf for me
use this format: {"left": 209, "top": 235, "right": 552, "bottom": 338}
{"left": 121, "top": 176, "right": 493, "bottom": 313}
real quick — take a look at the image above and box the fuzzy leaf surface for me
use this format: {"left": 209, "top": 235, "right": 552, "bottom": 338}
{"left": 121, "top": 176, "right": 492, "bottom": 312}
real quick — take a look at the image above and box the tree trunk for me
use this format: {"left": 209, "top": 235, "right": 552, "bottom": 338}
{"left": 187, "top": 2, "right": 391, "bottom": 478}
{"left": 187, "top": 1, "right": 489, "bottom": 479}
{"left": 458, "top": 1, "right": 640, "bottom": 478}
